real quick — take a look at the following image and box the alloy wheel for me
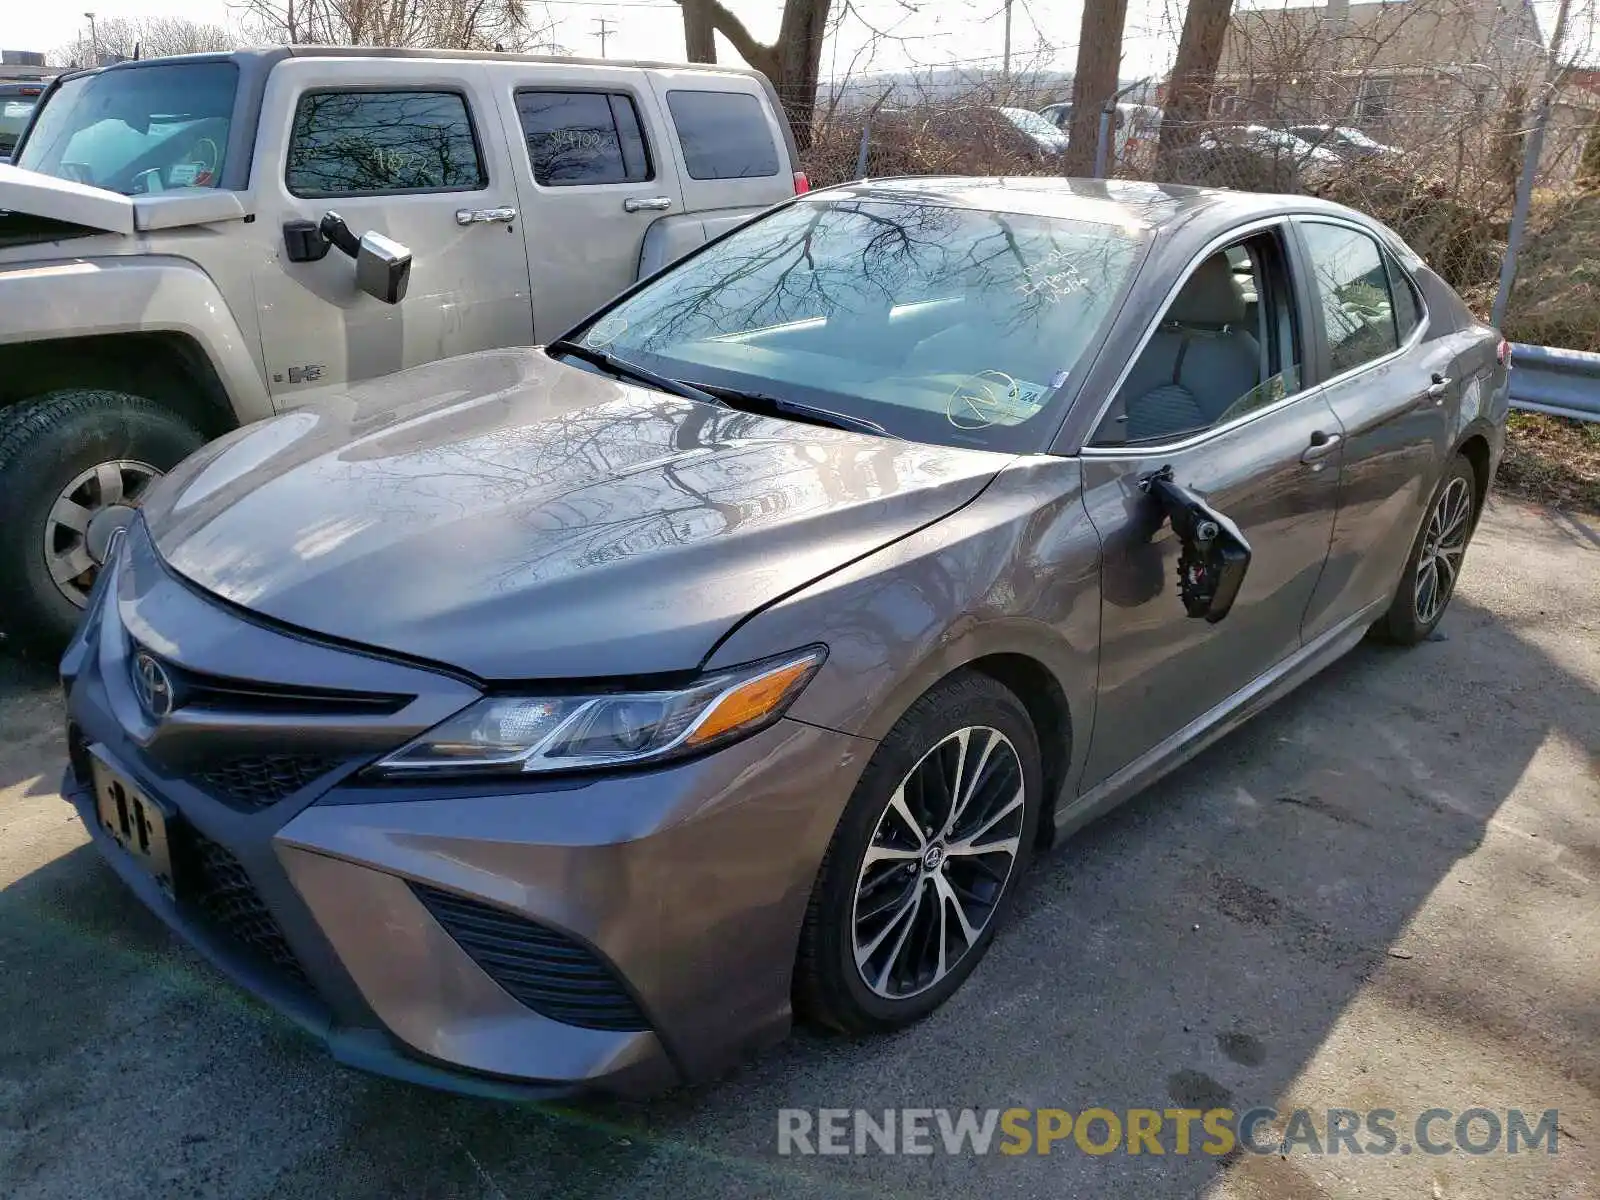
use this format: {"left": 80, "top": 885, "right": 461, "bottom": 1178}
{"left": 1414, "top": 475, "right": 1472, "bottom": 626}
{"left": 851, "top": 726, "right": 1026, "bottom": 1000}
{"left": 43, "top": 460, "right": 162, "bottom": 608}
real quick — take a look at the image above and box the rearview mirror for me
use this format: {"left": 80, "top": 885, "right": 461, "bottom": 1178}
{"left": 1141, "top": 467, "right": 1252, "bottom": 623}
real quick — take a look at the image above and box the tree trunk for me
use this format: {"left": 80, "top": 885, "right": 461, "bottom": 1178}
{"left": 1063, "top": 0, "right": 1130, "bottom": 178}
{"left": 673, "top": 0, "right": 830, "bottom": 150}
{"left": 681, "top": 0, "right": 716, "bottom": 63}
{"left": 1156, "top": 0, "right": 1235, "bottom": 177}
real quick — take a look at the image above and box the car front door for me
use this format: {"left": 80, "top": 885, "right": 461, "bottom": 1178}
{"left": 1073, "top": 223, "right": 1345, "bottom": 790}
{"left": 250, "top": 57, "right": 532, "bottom": 408}
{"left": 1291, "top": 218, "right": 1458, "bottom": 641}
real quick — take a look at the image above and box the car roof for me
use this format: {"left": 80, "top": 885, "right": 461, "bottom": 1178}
{"left": 804, "top": 175, "right": 1366, "bottom": 235}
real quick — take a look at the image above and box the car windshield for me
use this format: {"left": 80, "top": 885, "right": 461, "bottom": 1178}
{"left": 1000, "top": 107, "right": 1065, "bottom": 141}
{"left": 16, "top": 62, "right": 236, "bottom": 194}
{"left": 571, "top": 196, "right": 1147, "bottom": 452}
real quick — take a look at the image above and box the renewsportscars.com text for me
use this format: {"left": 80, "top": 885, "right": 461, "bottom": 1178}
{"left": 776, "top": 1107, "right": 1561, "bottom": 1157}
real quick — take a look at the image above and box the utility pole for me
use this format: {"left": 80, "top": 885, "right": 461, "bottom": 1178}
{"left": 594, "top": 17, "right": 615, "bottom": 58}
{"left": 84, "top": 11, "right": 98, "bottom": 65}
{"left": 1002, "top": 0, "right": 1013, "bottom": 78}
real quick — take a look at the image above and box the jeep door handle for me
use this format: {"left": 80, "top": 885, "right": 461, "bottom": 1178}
{"left": 622, "top": 196, "right": 673, "bottom": 213}
{"left": 455, "top": 206, "right": 517, "bottom": 226}
{"left": 1301, "top": 430, "right": 1342, "bottom": 464}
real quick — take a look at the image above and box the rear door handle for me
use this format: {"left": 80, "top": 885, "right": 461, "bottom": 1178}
{"left": 455, "top": 206, "right": 517, "bottom": 226}
{"left": 622, "top": 196, "right": 673, "bottom": 213}
{"left": 1301, "top": 430, "right": 1342, "bottom": 465}
{"left": 1426, "top": 372, "right": 1452, "bottom": 400}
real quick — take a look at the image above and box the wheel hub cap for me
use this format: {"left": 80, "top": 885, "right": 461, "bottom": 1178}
{"left": 1414, "top": 476, "right": 1472, "bottom": 626}
{"left": 851, "top": 725, "right": 1026, "bottom": 1000}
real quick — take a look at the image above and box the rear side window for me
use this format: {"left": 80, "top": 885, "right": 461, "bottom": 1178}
{"left": 665, "top": 89, "right": 779, "bottom": 180}
{"left": 515, "top": 90, "right": 652, "bottom": 186}
{"left": 286, "top": 90, "right": 485, "bottom": 197}
{"left": 1385, "top": 252, "right": 1424, "bottom": 342}
{"left": 1299, "top": 221, "right": 1401, "bottom": 375}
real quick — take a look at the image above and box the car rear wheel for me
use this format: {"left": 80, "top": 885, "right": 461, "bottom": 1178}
{"left": 0, "top": 390, "right": 205, "bottom": 654}
{"left": 1374, "top": 454, "right": 1478, "bottom": 645}
{"left": 795, "top": 671, "right": 1042, "bottom": 1033}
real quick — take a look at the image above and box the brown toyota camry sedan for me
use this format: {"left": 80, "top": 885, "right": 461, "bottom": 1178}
{"left": 60, "top": 178, "right": 1507, "bottom": 1099}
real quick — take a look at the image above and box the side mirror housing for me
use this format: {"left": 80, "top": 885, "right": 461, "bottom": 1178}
{"left": 355, "top": 231, "right": 411, "bottom": 304}
{"left": 1141, "top": 467, "right": 1252, "bottom": 623}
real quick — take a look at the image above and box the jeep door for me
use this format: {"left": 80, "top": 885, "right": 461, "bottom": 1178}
{"left": 249, "top": 57, "right": 532, "bottom": 406}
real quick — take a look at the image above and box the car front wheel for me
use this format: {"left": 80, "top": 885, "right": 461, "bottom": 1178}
{"left": 795, "top": 671, "right": 1043, "bottom": 1033}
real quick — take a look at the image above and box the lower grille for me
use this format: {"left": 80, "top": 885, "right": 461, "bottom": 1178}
{"left": 190, "top": 753, "right": 342, "bottom": 813}
{"left": 187, "top": 830, "right": 311, "bottom": 991}
{"left": 411, "top": 884, "right": 649, "bottom": 1032}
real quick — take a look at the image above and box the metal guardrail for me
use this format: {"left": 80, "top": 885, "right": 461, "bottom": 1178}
{"left": 1509, "top": 343, "right": 1600, "bottom": 423}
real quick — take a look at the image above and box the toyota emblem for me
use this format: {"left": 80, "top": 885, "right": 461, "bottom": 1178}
{"left": 132, "top": 650, "right": 174, "bottom": 719}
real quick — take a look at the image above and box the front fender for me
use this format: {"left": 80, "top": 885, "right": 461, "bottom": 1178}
{"left": 704, "top": 455, "right": 1103, "bottom": 807}
{"left": 0, "top": 255, "right": 273, "bottom": 423}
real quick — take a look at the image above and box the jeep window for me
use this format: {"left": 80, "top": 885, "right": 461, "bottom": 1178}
{"left": 0, "top": 90, "right": 39, "bottom": 157}
{"left": 516, "top": 90, "right": 652, "bottom": 186}
{"left": 286, "top": 91, "right": 486, "bottom": 197}
{"left": 15, "top": 63, "right": 236, "bottom": 193}
{"left": 572, "top": 197, "right": 1146, "bottom": 453}
{"left": 665, "top": 90, "right": 779, "bottom": 180}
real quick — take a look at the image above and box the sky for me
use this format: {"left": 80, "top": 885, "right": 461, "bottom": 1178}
{"left": 5, "top": 0, "right": 1592, "bottom": 79}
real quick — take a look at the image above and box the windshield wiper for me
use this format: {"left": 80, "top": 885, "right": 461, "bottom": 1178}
{"left": 690, "top": 381, "right": 895, "bottom": 439}
{"left": 546, "top": 339, "right": 719, "bottom": 408}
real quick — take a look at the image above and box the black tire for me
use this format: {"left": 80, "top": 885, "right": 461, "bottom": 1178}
{"left": 795, "top": 670, "right": 1043, "bottom": 1034}
{"left": 1373, "top": 454, "right": 1479, "bottom": 646}
{"left": 0, "top": 390, "right": 206, "bottom": 654}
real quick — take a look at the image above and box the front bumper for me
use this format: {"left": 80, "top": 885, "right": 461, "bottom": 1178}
{"left": 62, "top": 528, "right": 871, "bottom": 1098}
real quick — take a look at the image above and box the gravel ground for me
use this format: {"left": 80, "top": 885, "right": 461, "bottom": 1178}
{"left": 0, "top": 496, "right": 1595, "bottom": 1200}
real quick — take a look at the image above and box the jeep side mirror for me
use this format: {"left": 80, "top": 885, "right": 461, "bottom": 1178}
{"left": 354, "top": 230, "right": 411, "bottom": 305}
{"left": 281, "top": 212, "right": 411, "bottom": 304}
{"left": 1140, "top": 466, "right": 1252, "bottom": 623}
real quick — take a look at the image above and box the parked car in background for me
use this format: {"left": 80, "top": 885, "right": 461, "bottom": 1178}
{"left": 0, "top": 46, "right": 803, "bottom": 651}
{"left": 995, "top": 105, "right": 1068, "bottom": 157}
{"left": 1287, "top": 124, "right": 1403, "bottom": 162}
{"left": 61, "top": 176, "right": 1507, "bottom": 1100}
{"left": 0, "top": 81, "right": 42, "bottom": 159}
{"left": 1199, "top": 124, "right": 1341, "bottom": 168}
{"left": 1038, "top": 100, "right": 1161, "bottom": 169}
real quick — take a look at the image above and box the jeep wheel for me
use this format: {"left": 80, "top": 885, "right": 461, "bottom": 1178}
{"left": 0, "top": 390, "right": 205, "bottom": 654}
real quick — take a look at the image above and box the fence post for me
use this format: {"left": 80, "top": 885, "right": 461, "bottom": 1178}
{"left": 855, "top": 115, "right": 872, "bottom": 179}
{"left": 1094, "top": 109, "right": 1113, "bottom": 178}
{"left": 1491, "top": 93, "right": 1553, "bottom": 329}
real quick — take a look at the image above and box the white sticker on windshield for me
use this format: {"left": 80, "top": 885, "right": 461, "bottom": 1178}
{"left": 946, "top": 372, "right": 1049, "bottom": 430}
{"left": 167, "top": 162, "right": 201, "bottom": 187}
{"left": 1048, "top": 368, "right": 1070, "bottom": 390}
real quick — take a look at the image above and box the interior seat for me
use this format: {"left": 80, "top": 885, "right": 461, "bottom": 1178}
{"left": 1118, "top": 254, "right": 1262, "bottom": 441}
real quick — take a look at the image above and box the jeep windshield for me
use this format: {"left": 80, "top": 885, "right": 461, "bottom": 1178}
{"left": 568, "top": 195, "right": 1147, "bottom": 452}
{"left": 15, "top": 61, "right": 236, "bottom": 194}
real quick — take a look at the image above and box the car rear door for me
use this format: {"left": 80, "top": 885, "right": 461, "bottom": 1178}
{"left": 1290, "top": 216, "right": 1459, "bottom": 642}
{"left": 491, "top": 63, "right": 687, "bottom": 341}
{"left": 1072, "top": 220, "right": 1345, "bottom": 791}
{"left": 249, "top": 56, "right": 532, "bottom": 407}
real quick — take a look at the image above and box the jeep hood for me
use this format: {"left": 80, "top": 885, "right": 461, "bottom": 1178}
{"left": 0, "top": 163, "right": 133, "bottom": 235}
{"left": 141, "top": 349, "right": 1012, "bottom": 679}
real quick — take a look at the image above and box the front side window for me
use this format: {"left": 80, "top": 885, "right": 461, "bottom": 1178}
{"left": 15, "top": 62, "right": 236, "bottom": 193}
{"left": 286, "top": 90, "right": 485, "bottom": 197}
{"left": 1300, "top": 221, "right": 1401, "bottom": 376}
{"left": 571, "top": 196, "right": 1147, "bottom": 452}
{"left": 1093, "top": 233, "right": 1302, "bottom": 447}
{"left": 515, "top": 90, "right": 651, "bottom": 186}
{"left": 665, "top": 89, "right": 779, "bottom": 180}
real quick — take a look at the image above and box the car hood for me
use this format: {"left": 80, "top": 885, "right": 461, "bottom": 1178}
{"left": 142, "top": 349, "right": 1012, "bottom": 679}
{"left": 0, "top": 161, "right": 134, "bottom": 234}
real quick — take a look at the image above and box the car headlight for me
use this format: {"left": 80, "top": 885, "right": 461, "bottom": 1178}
{"left": 370, "top": 646, "right": 826, "bottom": 778}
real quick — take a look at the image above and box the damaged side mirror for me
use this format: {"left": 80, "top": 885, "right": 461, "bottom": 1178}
{"left": 1140, "top": 466, "right": 1252, "bottom": 623}
{"left": 281, "top": 212, "right": 412, "bottom": 304}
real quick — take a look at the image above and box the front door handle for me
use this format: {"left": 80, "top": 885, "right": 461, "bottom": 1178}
{"left": 1301, "top": 430, "right": 1342, "bottom": 465}
{"left": 622, "top": 196, "right": 673, "bottom": 213}
{"left": 1426, "top": 372, "right": 1452, "bottom": 400}
{"left": 455, "top": 206, "right": 517, "bottom": 226}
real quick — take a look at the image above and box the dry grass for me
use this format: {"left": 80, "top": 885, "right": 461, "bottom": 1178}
{"left": 1496, "top": 412, "right": 1600, "bottom": 513}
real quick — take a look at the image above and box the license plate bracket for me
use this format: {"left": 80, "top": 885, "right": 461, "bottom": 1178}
{"left": 92, "top": 755, "right": 180, "bottom": 899}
